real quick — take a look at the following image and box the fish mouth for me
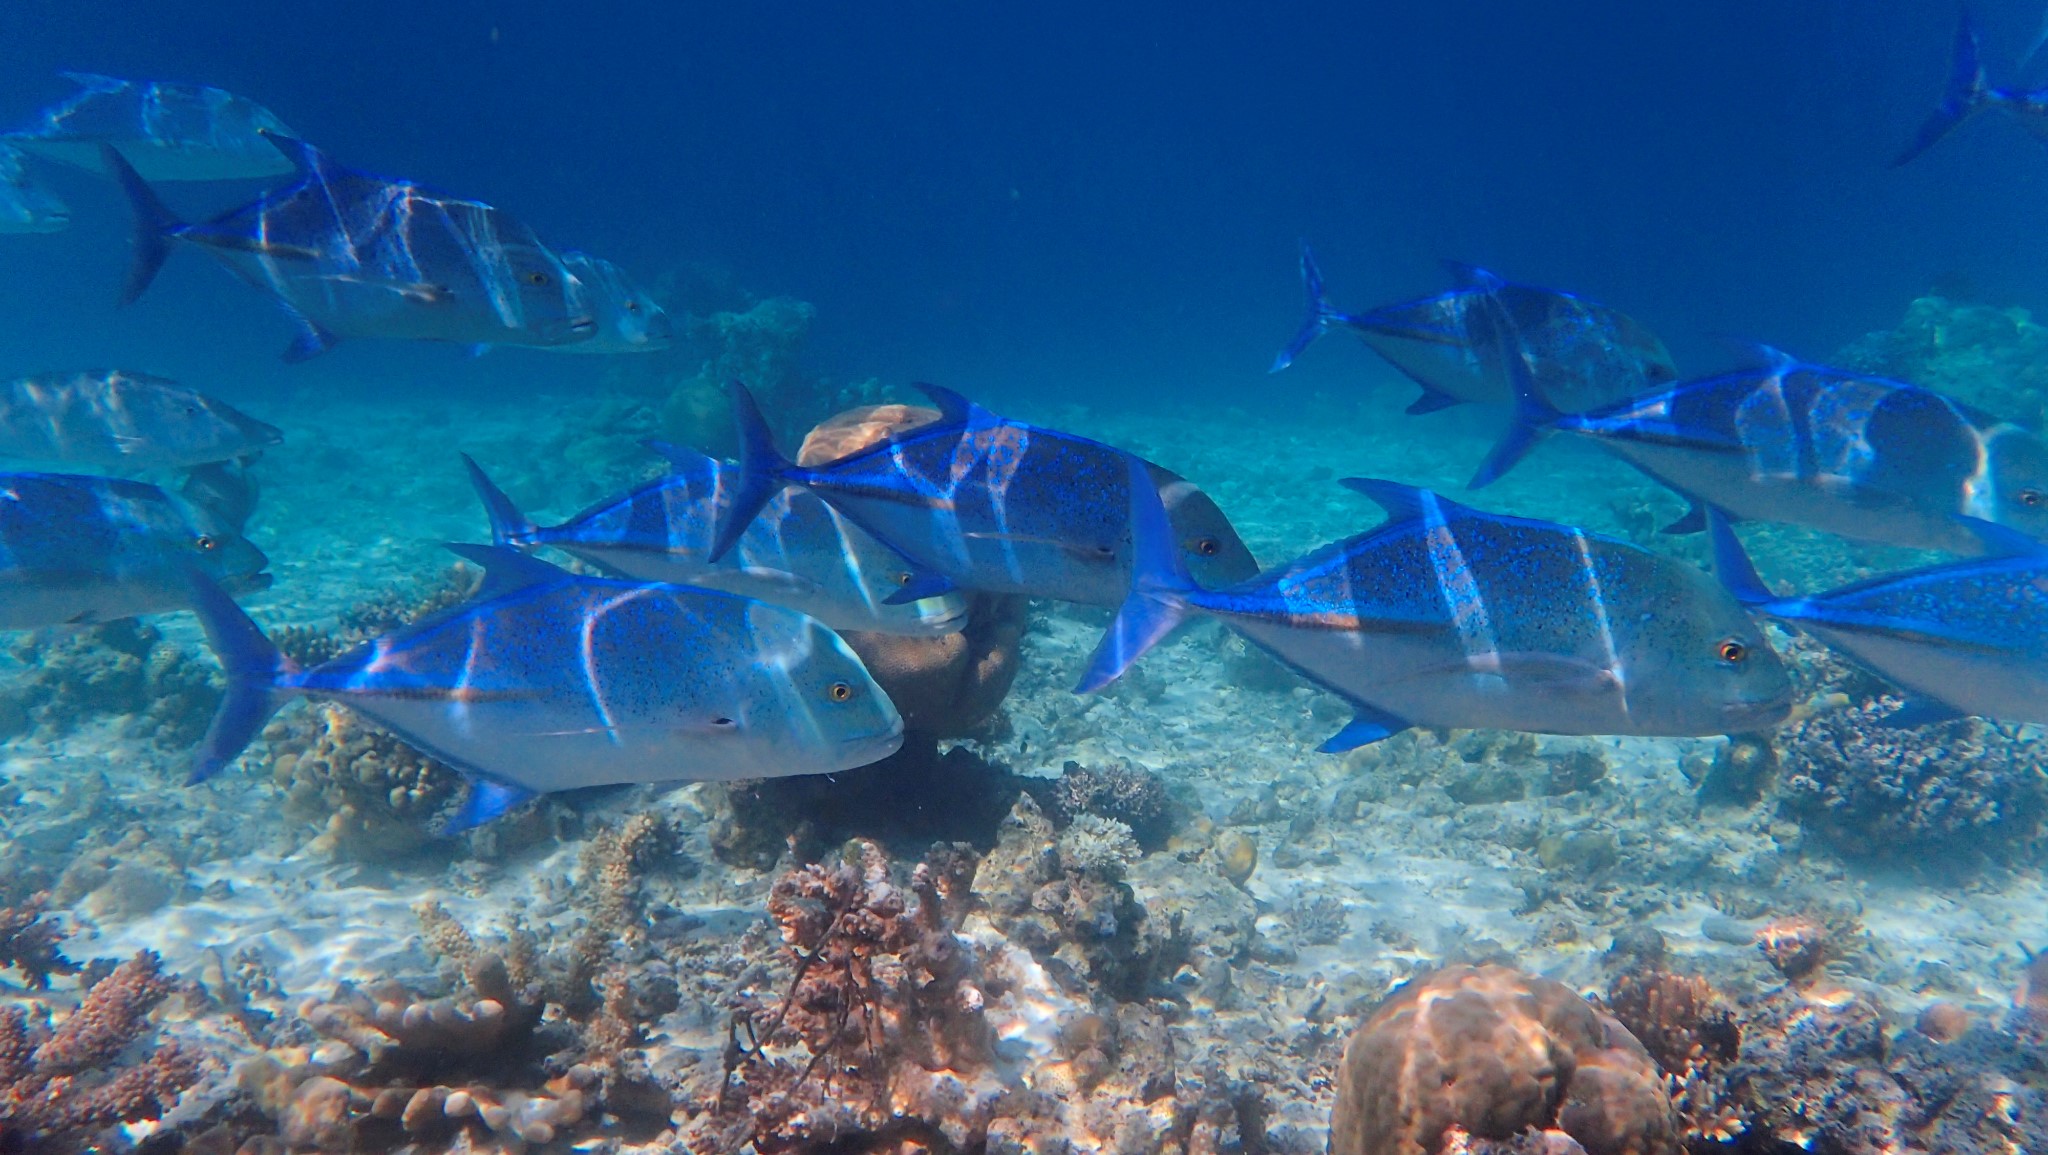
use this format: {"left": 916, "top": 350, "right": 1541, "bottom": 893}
{"left": 839, "top": 718, "right": 906, "bottom": 753}
{"left": 567, "top": 317, "right": 598, "bottom": 337}
{"left": 1721, "top": 688, "right": 1795, "bottom": 732}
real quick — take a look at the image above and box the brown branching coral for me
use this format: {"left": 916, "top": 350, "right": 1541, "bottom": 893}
{"left": 1753, "top": 915, "right": 1846, "bottom": 982}
{"left": 0, "top": 893, "right": 78, "bottom": 989}
{"left": 265, "top": 704, "right": 464, "bottom": 860}
{"left": 692, "top": 841, "right": 997, "bottom": 1153}
{"left": 0, "top": 951, "right": 199, "bottom": 1152}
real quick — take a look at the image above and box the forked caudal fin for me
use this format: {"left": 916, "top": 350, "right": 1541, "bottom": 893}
{"left": 1704, "top": 506, "right": 1778, "bottom": 609}
{"left": 1270, "top": 242, "right": 1351, "bottom": 374}
{"left": 185, "top": 569, "right": 298, "bottom": 785}
{"left": 461, "top": 454, "right": 540, "bottom": 547}
{"left": 712, "top": 380, "right": 800, "bottom": 563}
{"left": 105, "top": 145, "right": 180, "bottom": 307}
{"left": 1894, "top": 9, "right": 1994, "bottom": 167}
{"left": 1466, "top": 295, "right": 1563, "bottom": 489}
{"left": 1075, "top": 454, "right": 1198, "bottom": 693}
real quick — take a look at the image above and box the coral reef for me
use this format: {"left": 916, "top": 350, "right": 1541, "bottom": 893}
{"left": 1774, "top": 697, "right": 2048, "bottom": 869}
{"left": 1047, "top": 759, "right": 1183, "bottom": 850}
{"left": 709, "top": 738, "right": 1036, "bottom": 868}
{"left": 658, "top": 295, "right": 881, "bottom": 455}
{"left": 0, "top": 893, "right": 77, "bottom": 988}
{"left": 0, "top": 951, "right": 201, "bottom": 1154}
{"left": 264, "top": 704, "right": 466, "bottom": 860}
{"left": 1329, "top": 963, "right": 1679, "bottom": 1155}
{"left": 0, "top": 620, "right": 221, "bottom": 748}
{"left": 1836, "top": 294, "right": 2048, "bottom": 427}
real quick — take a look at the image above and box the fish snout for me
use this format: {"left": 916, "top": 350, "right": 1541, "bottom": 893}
{"left": 1720, "top": 686, "right": 1795, "bottom": 733}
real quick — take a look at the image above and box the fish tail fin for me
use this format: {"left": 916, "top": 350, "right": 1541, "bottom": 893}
{"left": 1466, "top": 304, "right": 1562, "bottom": 489}
{"left": 1895, "top": 10, "right": 1994, "bottom": 166}
{"left": 185, "top": 569, "right": 295, "bottom": 784}
{"left": 1271, "top": 241, "right": 1347, "bottom": 373}
{"left": 714, "top": 380, "right": 797, "bottom": 562}
{"left": 460, "top": 454, "right": 538, "bottom": 547}
{"left": 105, "top": 145, "right": 178, "bottom": 306}
{"left": 1704, "top": 507, "right": 1777, "bottom": 608}
{"left": 1077, "top": 454, "right": 1198, "bottom": 693}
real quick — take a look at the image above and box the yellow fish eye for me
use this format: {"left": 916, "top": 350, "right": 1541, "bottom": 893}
{"left": 195, "top": 534, "right": 217, "bottom": 551}
{"left": 828, "top": 682, "right": 854, "bottom": 703}
{"left": 1717, "top": 639, "right": 1747, "bottom": 663}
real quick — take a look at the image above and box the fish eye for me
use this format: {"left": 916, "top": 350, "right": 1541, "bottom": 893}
{"left": 1192, "top": 536, "right": 1221, "bottom": 557}
{"left": 625, "top": 300, "right": 642, "bottom": 313}
{"left": 526, "top": 271, "right": 551, "bottom": 287}
{"left": 195, "top": 534, "right": 218, "bottom": 551}
{"left": 2019, "top": 488, "right": 2045, "bottom": 508}
{"left": 896, "top": 572, "right": 913, "bottom": 586}
{"left": 1717, "top": 639, "right": 1747, "bottom": 664}
{"left": 828, "top": 682, "right": 854, "bottom": 702}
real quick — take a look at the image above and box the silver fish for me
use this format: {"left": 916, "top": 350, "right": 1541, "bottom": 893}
{"left": 0, "top": 472, "right": 268, "bottom": 629}
{"left": 1273, "top": 245, "right": 1678, "bottom": 415}
{"left": 185, "top": 547, "right": 903, "bottom": 829}
{"left": 464, "top": 449, "right": 968, "bottom": 637}
{"left": 1082, "top": 462, "right": 1791, "bottom": 748}
{"left": 544, "top": 252, "right": 673, "bottom": 353}
{"left": 1713, "top": 510, "right": 2048, "bottom": 728}
{"left": 1473, "top": 344, "right": 2048, "bottom": 556}
{"left": 6, "top": 72, "right": 298, "bottom": 181}
{"left": 110, "top": 139, "right": 595, "bottom": 361}
{"left": 717, "top": 381, "right": 1262, "bottom": 607}
{"left": 0, "top": 143, "right": 67, "bottom": 233}
{"left": 0, "top": 370, "right": 281, "bottom": 471}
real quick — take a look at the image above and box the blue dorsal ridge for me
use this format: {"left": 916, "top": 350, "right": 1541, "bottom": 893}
{"left": 1440, "top": 260, "right": 1507, "bottom": 293}
{"left": 443, "top": 542, "right": 570, "bottom": 599}
{"left": 1339, "top": 477, "right": 1437, "bottom": 523}
{"left": 910, "top": 382, "right": 982, "bottom": 426}
{"left": 641, "top": 438, "right": 717, "bottom": 473}
{"left": 257, "top": 130, "right": 323, "bottom": 174}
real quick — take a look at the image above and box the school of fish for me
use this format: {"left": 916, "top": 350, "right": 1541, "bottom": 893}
{"left": 0, "top": 49, "right": 2040, "bottom": 828}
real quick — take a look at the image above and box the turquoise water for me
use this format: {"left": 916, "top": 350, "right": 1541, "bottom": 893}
{"left": 1, "top": 7, "right": 2047, "bottom": 1155}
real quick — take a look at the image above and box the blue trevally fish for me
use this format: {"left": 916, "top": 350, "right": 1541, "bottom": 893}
{"left": 0, "top": 370, "right": 281, "bottom": 472}
{"left": 1081, "top": 460, "right": 1791, "bottom": 748}
{"left": 185, "top": 546, "right": 904, "bottom": 829}
{"left": 1272, "top": 245, "right": 1678, "bottom": 416}
{"left": 1710, "top": 509, "right": 2048, "bottom": 728}
{"left": 1471, "top": 342, "right": 2048, "bottom": 555}
{"left": 542, "top": 252, "right": 673, "bottom": 354}
{"left": 5, "top": 72, "right": 298, "bottom": 181}
{"left": 0, "top": 472, "right": 268, "bottom": 629}
{"left": 714, "top": 382, "right": 1260, "bottom": 607}
{"left": 1895, "top": 10, "right": 2048, "bottom": 166}
{"left": 462, "top": 448, "right": 968, "bottom": 637}
{"left": 110, "top": 139, "right": 595, "bottom": 361}
{"left": 0, "top": 143, "right": 68, "bottom": 234}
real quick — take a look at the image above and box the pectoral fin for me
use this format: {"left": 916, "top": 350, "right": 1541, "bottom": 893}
{"left": 1319, "top": 702, "right": 1412, "bottom": 752}
{"left": 1880, "top": 697, "right": 1968, "bottom": 729}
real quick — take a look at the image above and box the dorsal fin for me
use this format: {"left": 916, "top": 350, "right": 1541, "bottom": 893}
{"left": 1339, "top": 477, "right": 1458, "bottom": 523}
{"left": 641, "top": 438, "right": 719, "bottom": 473}
{"left": 256, "top": 130, "right": 323, "bottom": 174}
{"left": 911, "top": 382, "right": 983, "bottom": 426}
{"left": 1441, "top": 260, "right": 1507, "bottom": 293}
{"left": 58, "top": 71, "right": 124, "bottom": 93}
{"left": 1711, "top": 336, "right": 1800, "bottom": 375}
{"left": 443, "top": 542, "right": 570, "bottom": 599}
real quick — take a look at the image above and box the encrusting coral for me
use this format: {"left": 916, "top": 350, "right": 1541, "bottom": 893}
{"left": 0, "top": 620, "right": 221, "bottom": 748}
{"left": 0, "top": 951, "right": 201, "bottom": 1154}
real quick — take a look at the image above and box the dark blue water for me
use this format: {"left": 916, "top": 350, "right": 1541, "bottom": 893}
{"left": 0, "top": 0, "right": 2042, "bottom": 410}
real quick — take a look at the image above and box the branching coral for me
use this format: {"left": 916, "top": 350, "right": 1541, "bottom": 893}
{"left": 695, "top": 841, "right": 996, "bottom": 1153}
{"left": 0, "top": 620, "right": 221, "bottom": 748}
{"left": 1775, "top": 698, "right": 2048, "bottom": 869}
{"left": 1048, "top": 760, "right": 1181, "bottom": 850}
{"left": 0, "top": 893, "right": 77, "bottom": 989}
{"left": 265, "top": 704, "right": 465, "bottom": 860}
{"left": 0, "top": 951, "right": 199, "bottom": 1153}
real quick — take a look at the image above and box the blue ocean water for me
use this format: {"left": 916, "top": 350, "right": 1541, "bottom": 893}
{"left": 3, "top": 4, "right": 2048, "bottom": 1154}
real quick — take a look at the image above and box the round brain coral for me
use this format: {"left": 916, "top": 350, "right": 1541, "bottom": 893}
{"left": 1331, "top": 964, "right": 1680, "bottom": 1155}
